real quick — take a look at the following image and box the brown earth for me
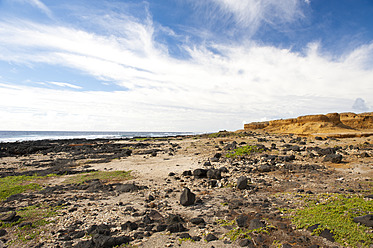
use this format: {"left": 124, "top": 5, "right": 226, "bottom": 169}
{"left": 244, "top": 112, "right": 373, "bottom": 137}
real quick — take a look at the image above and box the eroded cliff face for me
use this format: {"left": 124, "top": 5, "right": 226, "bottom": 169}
{"left": 244, "top": 112, "right": 373, "bottom": 136}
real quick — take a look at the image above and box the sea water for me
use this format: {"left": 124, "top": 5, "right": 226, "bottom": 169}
{"left": 0, "top": 131, "right": 194, "bottom": 143}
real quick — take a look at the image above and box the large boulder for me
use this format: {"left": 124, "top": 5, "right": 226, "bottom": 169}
{"left": 180, "top": 188, "right": 195, "bottom": 206}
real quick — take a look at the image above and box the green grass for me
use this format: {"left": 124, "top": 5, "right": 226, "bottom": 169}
{"left": 178, "top": 238, "right": 195, "bottom": 244}
{"left": 64, "top": 170, "right": 132, "bottom": 184}
{"left": 283, "top": 193, "right": 373, "bottom": 247}
{"left": 225, "top": 145, "right": 264, "bottom": 158}
{"left": 217, "top": 218, "right": 274, "bottom": 242}
{"left": 1, "top": 204, "right": 63, "bottom": 245}
{"left": 0, "top": 174, "right": 57, "bottom": 201}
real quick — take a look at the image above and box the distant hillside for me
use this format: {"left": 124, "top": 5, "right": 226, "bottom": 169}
{"left": 244, "top": 112, "right": 373, "bottom": 137}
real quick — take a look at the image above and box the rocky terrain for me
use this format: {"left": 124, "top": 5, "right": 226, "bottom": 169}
{"left": 244, "top": 112, "right": 373, "bottom": 137}
{"left": 0, "top": 130, "right": 372, "bottom": 248}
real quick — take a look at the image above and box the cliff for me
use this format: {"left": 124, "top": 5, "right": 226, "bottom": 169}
{"left": 244, "top": 112, "right": 373, "bottom": 136}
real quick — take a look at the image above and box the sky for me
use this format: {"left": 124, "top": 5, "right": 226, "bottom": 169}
{"left": 0, "top": 0, "right": 372, "bottom": 132}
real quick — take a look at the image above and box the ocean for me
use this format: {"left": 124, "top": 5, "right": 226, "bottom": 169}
{"left": 0, "top": 131, "right": 195, "bottom": 143}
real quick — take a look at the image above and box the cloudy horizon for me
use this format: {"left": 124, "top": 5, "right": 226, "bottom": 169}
{"left": 0, "top": 0, "right": 372, "bottom": 132}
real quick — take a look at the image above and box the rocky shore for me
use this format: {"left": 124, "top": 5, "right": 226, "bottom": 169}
{"left": 0, "top": 131, "right": 372, "bottom": 248}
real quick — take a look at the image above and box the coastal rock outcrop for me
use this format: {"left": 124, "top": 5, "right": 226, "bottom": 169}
{"left": 244, "top": 112, "right": 373, "bottom": 136}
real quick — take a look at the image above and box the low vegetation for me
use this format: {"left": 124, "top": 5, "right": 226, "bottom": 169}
{"left": 225, "top": 145, "right": 264, "bottom": 158}
{"left": 1, "top": 204, "right": 63, "bottom": 245}
{"left": 63, "top": 170, "right": 132, "bottom": 184}
{"left": 0, "top": 174, "right": 57, "bottom": 201}
{"left": 281, "top": 193, "right": 373, "bottom": 247}
{"left": 217, "top": 219, "right": 274, "bottom": 242}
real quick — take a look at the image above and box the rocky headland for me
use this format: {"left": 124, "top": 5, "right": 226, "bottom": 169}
{"left": 0, "top": 122, "right": 372, "bottom": 247}
{"left": 244, "top": 112, "right": 373, "bottom": 138}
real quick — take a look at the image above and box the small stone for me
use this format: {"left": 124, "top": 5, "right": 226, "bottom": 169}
{"left": 236, "top": 215, "right": 249, "bottom": 228}
{"left": 353, "top": 214, "right": 373, "bottom": 227}
{"left": 320, "top": 229, "right": 335, "bottom": 242}
{"left": 238, "top": 239, "right": 254, "bottom": 247}
{"left": 237, "top": 176, "right": 248, "bottom": 190}
{"left": 190, "top": 217, "right": 205, "bottom": 225}
{"left": 248, "top": 219, "right": 265, "bottom": 230}
{"left": 0, "top": 211, "right": 16, "bottom": 222}
{"left": 205, "top": 233, "right": 218, "bottom": 242}
{"left": 0, "top": 229, "right": 7, "bottom": 237}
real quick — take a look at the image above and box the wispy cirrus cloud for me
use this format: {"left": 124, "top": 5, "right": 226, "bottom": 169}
{"left": 12, "top": 0, "right": 53, "bottom": 18}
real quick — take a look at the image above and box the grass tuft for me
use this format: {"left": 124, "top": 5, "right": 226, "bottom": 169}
{"left": 225, "top": 145, "right": 264, "bottom": 158}
{"left": 64, "top": 170, "right": 132, "bottom": 184}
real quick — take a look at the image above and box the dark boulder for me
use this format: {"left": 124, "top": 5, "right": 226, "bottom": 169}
{"left": 180, "top": 188, "right": 195, "bottom": 206}
{"left": 193, "top": 169, "right": 207, "bottom": 178}
{"left": 207, "top": 169, "right": 221, "bottom": 179}
{"left": 323, "top": 154, "right": 342, "bottom": 163}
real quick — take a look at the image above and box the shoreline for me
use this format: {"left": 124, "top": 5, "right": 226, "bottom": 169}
{"left": 0, "top": 132, "right": 372, "bottom": 247}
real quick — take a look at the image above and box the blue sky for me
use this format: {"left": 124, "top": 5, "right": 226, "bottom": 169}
{"left": 0, "top": 0, "right": 372, "bottom": 132}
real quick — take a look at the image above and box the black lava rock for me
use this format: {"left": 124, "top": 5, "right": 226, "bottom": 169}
{"left": 323, "top": 154, "right": 342, "bottom": 163}
{"left": 180, "top": 188, "right": 195, "bottom": 206}
{"left": 248, "top": 219, "right": 265, "bottom": 230}
{"left": 236, "top": 215, "right": 249, "bottom": 228}
{"left": 207, "top": 169, "right": 221, "bottom": 179}
{"left": 193, "top": 169, "right": 207, "bottom": 178}
{"left": 205, "top": 233, "right": 218, "bottom": 242}
{"left": 353, "top": 214, "right": 373, "bottom": 227}
{"left": 237, "top": 176, "right": 248, "bottom": 190}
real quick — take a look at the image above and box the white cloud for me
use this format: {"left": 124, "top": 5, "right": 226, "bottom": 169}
{"left": 48, "top": 82, "right": 82, "bottom": 89}
{"left": 0, "top": 9, "right": 372, "bottom": 131}
{"left": 12, "top": 0, "right": 53, "bottom": 18}
{"left": 208, "top": 0, "right": 303, "bottom": 32}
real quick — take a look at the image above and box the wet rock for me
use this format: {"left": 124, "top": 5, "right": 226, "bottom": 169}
{"left": 205, "top": 233, "right": 218, "bottom": 242}
{"left": 237, "top": 176, "right": 248, "bottom": 190}
{"left": 353, "top": 214, "right": 373, "bottom": 227}
{"left": 180, "top": 188, "right": 195, "bottom": 206}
